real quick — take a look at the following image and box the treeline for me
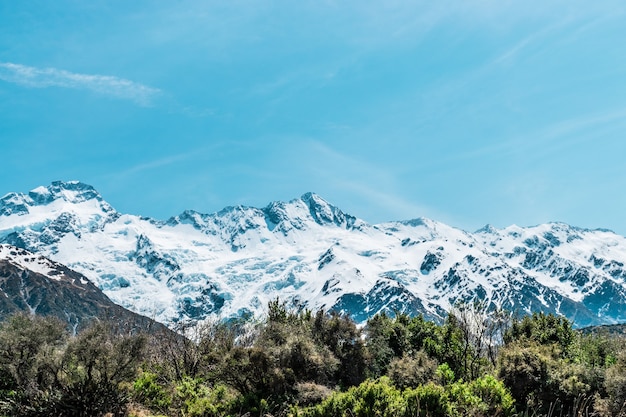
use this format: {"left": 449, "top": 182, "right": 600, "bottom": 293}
{"left": 1, "top": 301, "right": 625, "bottom": 416}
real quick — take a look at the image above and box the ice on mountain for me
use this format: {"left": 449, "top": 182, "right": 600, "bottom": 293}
{"left": 3, "top": 182, "right": 626, "bottom": 328}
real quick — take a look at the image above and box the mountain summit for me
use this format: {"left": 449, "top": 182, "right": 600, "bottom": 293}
{"left": 2, "top": 181, "right": 626, "bottom": 328}
{"left": 1, "top": 180, "right": 112, "bottom": 213}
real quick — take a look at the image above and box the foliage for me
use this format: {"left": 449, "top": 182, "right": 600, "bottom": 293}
{"left": 0, "top": 314, "right": 67, "bottom": 416}
{"left": 174, "top": 377, "right": 237, "bottom": 417}
{"left": 312, "top": 309, "right": 368, "bottom": 387}
{"left": 504, "top": 312, "right": 575, "bottom": 355}
{"left": 298, "top": 377, "right": 405, "bottom": 417}
{"left": 590, "top": 347, "right": 626, "bottom": 417}
{"left": 57, "top": 322, "right": 146, "bottom": 416}
{"left": 499, "top": 317, "right": 610, "bottom": 416}
{"left": 297, "top": 375, "right": 514, "bottom": 417}
{"left": 133, "top": 371, "right": 172, "bottom": 412}
{"left": 2, "top": 304, "right": 626, "bottom": 417}
{"left": 386, "top": 351, "right": 438, "bottom": 390}
{"left": 464, "top": 374, "right": 515, "bottom": 416}
{"left": 404, "top": 382, "right": 453, "bottom": 417}
{"left": 0, "top": 315, "right": 145, "bottom": 417}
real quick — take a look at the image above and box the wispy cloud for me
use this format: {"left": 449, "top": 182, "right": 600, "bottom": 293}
{"left": 115, "top": 152, "right": 198, "bottom": 178}
{"left": 334, "top": 179, "right": 432, "bottom": 221}
{"left": 492, "top": 19, "right": 574, "bottom": 67}
{"left": 0, "top": 62, "right": 161, "bottom": 106}
{"left": 305, "top": 141, "right": 440, "bottom": 221}
{"left": 423, "top": 106, "right": 626, "bottom": 173}
{"left": 104, "top": 141, "right": 234, "bottom": 182}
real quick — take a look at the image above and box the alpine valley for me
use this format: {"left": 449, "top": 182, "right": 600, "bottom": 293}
{"left": 1, "top": 181, "right": 626, "bottom": 328}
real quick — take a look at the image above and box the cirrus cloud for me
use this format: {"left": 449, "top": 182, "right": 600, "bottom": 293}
{"left": 0, "top": 62, "right": 160, "bottom": 106}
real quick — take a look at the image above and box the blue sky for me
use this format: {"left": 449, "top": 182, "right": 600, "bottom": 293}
{"left": 2, "top": 1, "right": 626, "bottom": 234}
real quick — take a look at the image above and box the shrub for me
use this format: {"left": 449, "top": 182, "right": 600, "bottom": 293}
{"left": 504, "top": 313, "right": 574, "bottom": 356}
{"left": 497, "top": 341, "right": 551, "bottom": 409}
{"left": 132, "top": 371, "right": 172, "bottom": 412}
{"left": 0, "top": 315, "right": 146, "bottom": 416}
{"left": 301, "top": 377, "right": 405, "bottom": 417}
{"left": 466, "top": 375, "right": 515, "bottom": 416}
{"left": 595, "top": 348, "right": 626, "bottom": 417}
{"left": 174, "top": 377, "right": 237, "bottom": 417}
{"left": 0, "top": 314, "right": 67, "bottom": 416}
{"left": 404, "top": 383, "right": 453, "bottom": 417}
{"left": 387, "top": 351, "right": 438, "bottom": 390}
{"left": 56, "top": 321, "right": 146, "bottom": 416}
{"left": 295, "top": 382, "right": 334, "bottom": 406}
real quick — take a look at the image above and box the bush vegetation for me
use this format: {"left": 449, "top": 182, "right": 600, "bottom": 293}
{"left": 1, "top": 302, "right": 625, "bottom": 416}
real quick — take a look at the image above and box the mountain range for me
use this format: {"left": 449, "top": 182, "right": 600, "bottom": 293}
{"left": 1, "top": 180, "right": 626, "bottom": 328}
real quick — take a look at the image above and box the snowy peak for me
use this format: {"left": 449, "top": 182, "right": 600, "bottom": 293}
{"left": 299, "top": 192, "right": 357, "bottom": 228}
{"left": 475, "top": 224, "right": 499, "bottom": 234}
{"left": 32, "top": 180, "right": 105, "bottom": 205}
{"left": 0, "top": 181, "right": 119, "bottom": 252}
{"left": 1, "top": 181, "right": 111, "bottom": 214}
{"left": 3, "top": 181, "right": 626, "bottom": 329}
{"left": 260, "top": 192, "right": 363, "bottom": 234}
{"left": 167, "top": 192, "right": 363, "bottom": 241}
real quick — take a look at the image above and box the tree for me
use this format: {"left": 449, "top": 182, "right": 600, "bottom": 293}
{"left": 312, "top": 309, "right": 367, "bottom": 387}
{"left": 0, "top": 313, "right": 66, "bottom": 391}
{"left": 57, "top": 321, "right": 146, "bottom": 416}
{"left": 504, "top": 312, "right": 574, "bottom": 356}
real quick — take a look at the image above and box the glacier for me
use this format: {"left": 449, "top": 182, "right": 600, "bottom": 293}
{"left": 2, "top": 180, "right": 626, "bottom": 328}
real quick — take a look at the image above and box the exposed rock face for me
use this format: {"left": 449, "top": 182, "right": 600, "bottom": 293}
{"left": 0, "top": 244, "right": 166, "bottom": 334}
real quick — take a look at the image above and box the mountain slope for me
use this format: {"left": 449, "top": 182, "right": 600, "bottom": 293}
{"left": 2, "top": 181, "right": 626, "bottom": 328}
{"left": 0, "top": 243, "right": 165, "bottom": 333}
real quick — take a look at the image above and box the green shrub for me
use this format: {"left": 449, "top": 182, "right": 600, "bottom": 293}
{"left": 133, "top": 371, "right": 172, "bottom": 412}
{"left": 175, "top": 376, "right": 238, "bottom": 417}
{"left": 435, "top": 363, "right": 455, "bottom": 386}
{"left": 295, "top": 382, "right": 334, "bottom": 406}
{"left": 404, "top": 383, "right": 453, "bottom": 417}
{"left": 465, "top": 375, "right": 515, "bottom": 416}
{"left": 296, "top": 374, "right": 514, "bottom": 417}
{"left": 498, "top": 339, "right": 601, "bottom": 415}
{"left": 302, "top": 377, "right": 405, "bottom": 417}
{"left": 504, "top": 313, "right": 574, "bottom": 355}
{"left": 0, "top": 315, "right": 146, "bottom": 416}
{"left": 497, "top": 341, "right": 551, "bottom": 409}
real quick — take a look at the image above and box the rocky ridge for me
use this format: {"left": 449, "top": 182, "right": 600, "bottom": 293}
{"left": 2, "top": 181, "right": 626, "bottom": 328}
{"left": 0, "top": 243, "right": 165, "bottom": 333}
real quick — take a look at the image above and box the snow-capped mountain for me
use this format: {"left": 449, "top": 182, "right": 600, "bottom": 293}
{"left": 0, "top": 243, "right": 165, "bottom": 333}
{"left": 2, "top": 180, "right": 626, "bottom": 328}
